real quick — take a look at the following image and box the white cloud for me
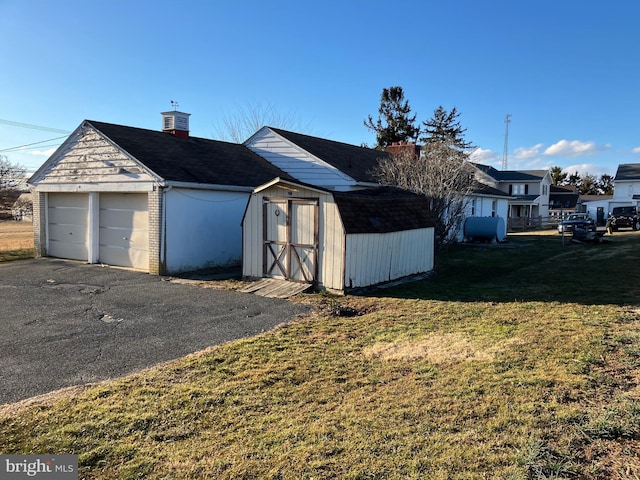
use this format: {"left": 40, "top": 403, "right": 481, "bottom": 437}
{"left": 563, "top": 163, "right": 611, "bottom": 177}
{"left": 513, "top": 144, "right": 543, "bottom": 160}
{"left": 30, "top": 148, "right": 57, "bottom": 157}
{"left": 543, "top": 139, "right": 608, "bottom": 157}
{"left": 469, "top": 147, "right": 499, "bottom": 165}
{"left": 632, "top": 147, "right": 640, "bottom": 154}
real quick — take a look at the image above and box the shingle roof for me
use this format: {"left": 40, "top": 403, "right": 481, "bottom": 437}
{"left": 88, "top": 121, "right": 290, "bottom": 187}
{"left": 472, "top": 163, "right": 547, "bottom": 181}
{"left": 471, "top": 181, "right": 511, "bottom": 197}
{"left": 270, "top": 127, "right": 391, "bottom": 183}
{"left": 332, "top": 187, "right": 434, "bottom": 234}
{"left": 614, "top": 163, "right": 640, "bottom": 181}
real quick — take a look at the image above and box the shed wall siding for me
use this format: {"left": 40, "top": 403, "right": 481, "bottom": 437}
{"left": 33, "top": 126, "right": 156, "bottom": 187}
{"left": 242, "top": 184, "right": 345, "bottom": 290}
{"left": 165, "top": 188, "right": 249, "bottom": 274}
{"left": 344, "top": 228, "right": 434, "bottom": 289}
{"left": 245, "top": 129, "right": 355, "bottom": 189}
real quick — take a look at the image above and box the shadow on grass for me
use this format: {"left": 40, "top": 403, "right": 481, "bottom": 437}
{"left": 373, "top": 232, "right": 640, "bottom": 307}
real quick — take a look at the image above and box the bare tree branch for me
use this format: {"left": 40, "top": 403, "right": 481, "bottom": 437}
{"left": 374, "top": 144, "right": 475, "bottom": 250}
{"left": 212, "top": 100, "right": 313, "bottom": 143}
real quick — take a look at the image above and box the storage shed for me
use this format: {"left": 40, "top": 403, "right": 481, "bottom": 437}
{"left": 242, "top": 178, "right": 435, "bottom": 292}
{"left": 27, "top": 113, "right": 288, "bottom": 274}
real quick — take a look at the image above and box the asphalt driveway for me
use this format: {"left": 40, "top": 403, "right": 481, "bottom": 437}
{"left": 0, "top": 258, "right": 309, "bottom": 404}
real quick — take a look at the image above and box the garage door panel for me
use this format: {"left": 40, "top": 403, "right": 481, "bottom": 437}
{"left": 99, "top": 227, "right": 147, "bottom": 249}
{"left": 99, "top": 193, "right": 149, "bottom": 270}
{"left": 48, "top": 207, "right": 88, "bottom": 225}
{"left": 47, "top": 193, "right": 89, "bottom": 261}
{"left": 99, "top": 206, "right": 147, "bottom": 223}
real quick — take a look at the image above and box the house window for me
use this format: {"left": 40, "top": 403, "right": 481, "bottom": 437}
{"left": 471, "top": 198, "right": 476, "bottom": 216}
{"left": 542, "top": 184, "right": 548, "bottom": 195}
{"left": 511, "top": 184, "right": 526, "bottom": 195}
{"left": 491, "top": 200, "right": 497, "bottom": 217}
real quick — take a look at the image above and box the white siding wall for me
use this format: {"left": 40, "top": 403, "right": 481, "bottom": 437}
{"left": 165, "top": 188, "right": 250, "bottom": 273}
{"left": 245, "top": 128, "right": 356, "bottom": 189}
{"left": 242, "top": 184, "right": 345, "bottom": 290}
{"left": 344, "top": 228, "right": 434, "bottom": 289}
{"left": 613, "top": 180, "right": 640, "bottom": 202}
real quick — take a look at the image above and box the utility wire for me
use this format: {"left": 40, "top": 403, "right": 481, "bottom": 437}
{"left": 0, "top": 118, "right": 71, "bottom": 134}
{"left": 0, "top": 136, "right": 67, "bottom": 153}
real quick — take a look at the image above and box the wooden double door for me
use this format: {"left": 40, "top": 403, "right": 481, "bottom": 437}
{"left": 263, "top": 197, "right": 319, "bottom": 283}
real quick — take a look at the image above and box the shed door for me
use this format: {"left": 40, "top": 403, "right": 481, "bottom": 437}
{"left": 99, "top": 193, "right": 149, "bottom": 270}
{"left": 47, "top": 193, "right": 89, "bottom": 261}
{"left": 263, "top": 198, "right": 318, "bottom": 283}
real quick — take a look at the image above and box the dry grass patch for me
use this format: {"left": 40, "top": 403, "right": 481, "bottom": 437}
{"left": 0, "top": 220, "right": 34, "bottom": 261}
{"left": 363, "top": 332, "right": 507, "bottom": 363}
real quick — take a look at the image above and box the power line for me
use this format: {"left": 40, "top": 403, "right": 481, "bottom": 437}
{"left": 0, "top": 136, "right": 67, "bottom": 153}
{"left": 0, "top": 118, "right": 71, "bottom": 134}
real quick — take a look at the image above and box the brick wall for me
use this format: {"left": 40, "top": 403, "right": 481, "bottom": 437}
{"left": 148, "top": 188, "right": 164, "bottom": 275}
{"left": 31, "top": 190, "right": 46, "bottom": 257}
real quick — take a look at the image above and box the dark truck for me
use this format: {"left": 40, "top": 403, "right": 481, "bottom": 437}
{"left": 608, "top": 206, "right": 639, "bottom": 231}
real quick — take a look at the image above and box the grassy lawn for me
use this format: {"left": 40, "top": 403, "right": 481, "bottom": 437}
{"left": 0, "top": 220, "right": 34, "bottom": 262}
{"left": 1, "top": 231, "right": 640, "bottom": 479}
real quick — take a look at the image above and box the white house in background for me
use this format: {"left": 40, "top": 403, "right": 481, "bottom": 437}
{"left": 612, "top": 163, "right": 640, "bottom": 205}
{"left": 579, "top": 164, "right": 640, "bottom": 223}
{"left": 27, "top": 112, "right": 289, "bottom": 274}
{"left": 471, "top": 163, "right": 552, "bottom": 222}
{"left": 242, "top": 178, "right": 435, "bottom": 292}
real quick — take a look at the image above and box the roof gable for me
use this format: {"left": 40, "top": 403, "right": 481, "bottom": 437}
{"left": 615, "top": 163, "right": 640, "bottom": 181}
{"left": 265, "top": 127, "right": 391, "bottom": 185}
{"left": 29, "top": 123, "right": 160, "bottom": 186}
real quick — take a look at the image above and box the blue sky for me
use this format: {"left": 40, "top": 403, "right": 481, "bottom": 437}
{"left": 1, "top": 0, "right": 639, "bottom": 177}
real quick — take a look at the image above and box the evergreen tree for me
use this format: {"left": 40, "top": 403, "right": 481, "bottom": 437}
{"left": 549, "top": 166, "right": 568, "bottom": 186}
{"left": 364, "top": 86, "right": 420, "bottom": 149}
{"left": 598, "top": 174, "right": 614, "bottom": 195}
{"left": 420, "top": 106, "right": 473, "bottom": 151}
{"left": 579, "top": 173, "right": 599, "bottom": 195}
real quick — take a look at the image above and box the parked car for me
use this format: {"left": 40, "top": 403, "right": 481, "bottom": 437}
{"left": 608, "top": 206, "right": 639, "bottom": 231}
{"left": 558, "top": 213, "right": 591, "bottom": 233}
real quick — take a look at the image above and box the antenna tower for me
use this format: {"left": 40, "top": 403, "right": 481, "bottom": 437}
{"left": 502, "top": 113, "right": 511, "bottom": 170}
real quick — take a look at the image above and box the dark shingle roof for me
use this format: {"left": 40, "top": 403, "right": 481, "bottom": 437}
{"left": 88, "top": 121, "right": 290, "bottom": 187}
{"left": 270, "top": 127, "right": 391, "bottom": 183}
{"left": 614, "top": 163, "right": 640, "bottom": 181}
{"left": 332, "top": 187, "right": 434, "bottom": 234}
{"left": 471, "top": 181, "right": 511, "bottom": 197}
{"left": 472, "top": 163, "right": 547, "bottom": 181}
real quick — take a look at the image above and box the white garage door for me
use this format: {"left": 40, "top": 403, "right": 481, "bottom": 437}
{"left": 99, "top": 193, "right": 149, "bottom": 270}
{"left": 47, "top": 193, "right": 89, "bottom": 261}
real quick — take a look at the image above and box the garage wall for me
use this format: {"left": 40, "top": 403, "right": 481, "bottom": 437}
{"left": 164, "top": 188, "right": 250, "bottom": 273}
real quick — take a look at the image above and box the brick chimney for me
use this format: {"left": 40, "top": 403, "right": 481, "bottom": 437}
{"left": 161, "top": 110, "right": 190, "bottom": 138}
{"left": 385, "top": 141, "right": 420, "bottom": 158}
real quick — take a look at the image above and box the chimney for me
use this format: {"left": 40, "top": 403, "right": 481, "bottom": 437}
{"left": 161, "top": 110, "right": 190, "bottom": 138}
{"left": 385, "top": 141, "right": 420, "bottom": 158}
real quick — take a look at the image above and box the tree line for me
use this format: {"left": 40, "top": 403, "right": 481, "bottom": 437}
{"left": 549, "top": 166, "right": 613, "bottom": 196}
